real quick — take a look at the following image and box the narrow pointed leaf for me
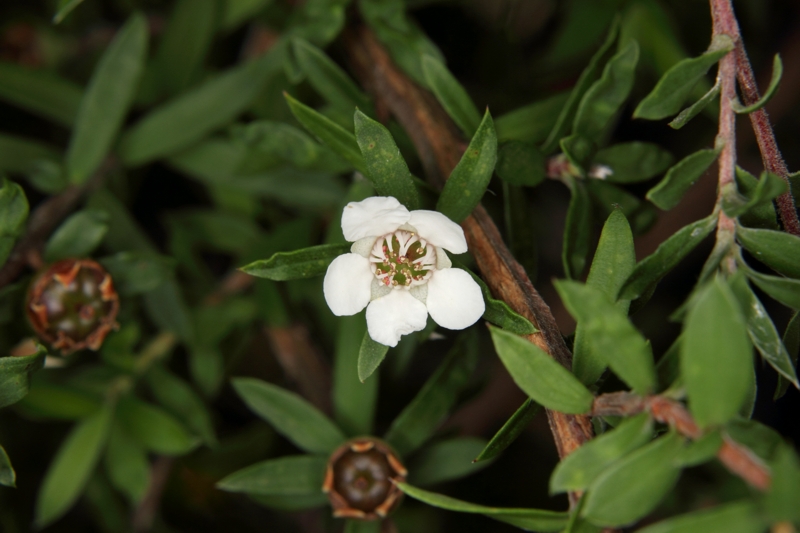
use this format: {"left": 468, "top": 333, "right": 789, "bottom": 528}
{"left": 232, "top": 378, "right": 345, "bottom": 455}
{"left": 422, "top": 54, "right": 482, "bottom": 137}
{"left": 0, "top": 63, "right": 82, "bottom": 127}
{"left": 146, "top": 365, "right": 217, "bottom": 447}
{"left": 334, "top": 314, "right": 377, "bottom": 436}
{"left": 745, "top": 268, "right": 800, "bottom": 310}
{"left": 634, "top": 34, "right": 733, "bottom": 120}
{"left": 293, "top": 38, "right": 370, "bottom": 111}
{"left": 682, "top": 278, "right": 753, "bottom": 427}
{"left": 354, "top": 110, "right": 420, "bottom": 210}
{"left": 0, "top": 133, "right": 60, "bottom": 174}
{"left": 618, "top": 214, "right": 717, "bottom": 301}
{"left": 563, "top": 177, "right": 592, "bottom": 279}
{"left": 0, "top": 346, "right": 46, "bottom": 409}
{"left": 118, "top": 397, "right": 199, "bottom": 455}
{"left": 409, "top": 437, "right": 490, "bottom": 486}
{"left": 675, "top": 431, "right": 723, "bottom": 467}
{"left": 437, "top": 110, "right": 497, "bottom": 222}
{"left": 66, "top": 14, "right": 148, "bottom": 183}
{"left": 722, "top": 171, "right": 786, "bottom": 218}
{"left": 474, "top": 398, "right": 540, "bottom": 463}
{"left": 775, "top": 311, "right": 800, "bottom": 399}
{"left": 143, "top": 280, "right": 194, "bottom": 343}
{"left": 669, "top": 81, "right": 720, "bottom": 129}
{"left": 0, "top": 445, "right": 15, "bottom": 487}
{"left": 240, "top": 244, "right": 350, "bottom": 281}
{"left": 104, "top": 423, "right": 150, "bottom": 504}
{"left": 384, "top": 333, "right": 478, "bottom": 456}
{"left": 736, "top": 224, "right": 800, "bottom": 279}
{"left": 53, "top": 0, "right": 85, "bottom": 23}
{"left": 733, "top": 54, "right": 782, "bottom": 114}
{"left": 593, "top": 142, "right": 673, "bottom": 184}
{"left": 489, "top": 326, "right": 594, "bottom": 414}
{"left": 0, "top": 178, "right": 29, "bottom": 267}
{"left": 551, "top": 413, "right": 653, "bottom": 493}
{"left": 647, "top": 148, "right": 719, "bottom": 210}
{"left": 495, "top": 92, "right": 570, "bottom": 144}
{"left": 636, "top": 500, "right": 764, "bottom": 533}
{"left": 217, "top": 455, "right": 327, "bottom": 496}
{"left": 764, "top": 444, "right": 800, "bottom": 522}
{"left": 495, "top": 140, "right": 546, "bottom": 187}
{"left": 43, "top": 209, "right": 109, "bottom": 262}
{"left": 357, "top": 331, "right": 389, "bottom": 383}
{"left": 735, "top": 167, "right": 780, "bottom": 229}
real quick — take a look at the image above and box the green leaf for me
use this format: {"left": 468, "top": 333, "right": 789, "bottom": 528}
{"left": 53, "top": 0, "right": 85, "bottom": 23}
{"left": 66, "top": 14, "right": 148, "bottom": 184}
{"left": 646, "top": 148, "right": 719, "bottom": 210}
{"left": 333, "top": 314, "right": 377, "bottom": 436}
{"left": 0, "top": 347, "right": 46, "bottom": 409}
{"left": 397, "top": 482, "right": 569, "bottom": 531}
{"left": 221, "top": 0, "right": 272, "bottom": 31}
{"left": 354, "top": 110, "right": 420, "bottom": 210}
{"left": 408, "top": 437, "right": 490, "bottom": 486}
{"left": 344, "top": 520, "right": 382, "bottom": 533}
{"left": 489, "top": 326, "right": 594, "bottom": 415}
{"left": 232, "top": 378, "right": 345, "bottom": 455}
{"left": 437, "top": 110, "right": 497, "bottom": 222}
{"left": 573, "top": 209, "right": 635, "bottom": 385}
{"left": 562, "top": 176, "right": 593, "bottom": 279}
{"left": 675, "top": 430, "right": 723, "bottom": 467}
{"left": 764, "top": 444, "right": 800, "bottom": 523}
{"left": 118, "top": 396, "right": 199, "bottom": 455}
{"left": 384, "top": 332, "right": 478, "bottom": 456}
{"left": 217, "top": 455, "right": 327, "bottom": 496}
{"left": 0, "top": 132, "right": 61, "bottom": 175}
{"left": 581, "top": 431, "right": 683, "bottom": 527}
{"left": 43, "top": 208, "right": 109, "bottom": 262}
{"left": 585, "top": 179, "right": 658, "bottom": 235}
{"left": 143, "top": 280, "right": 195, "bottom": 343}
{"left": 561, "top": 133, "right": 596, "bottom": 174}
{"left": 550, "top": 413, "right": 653, "bottom": 493}
{"left": 573, "top": 40, "right": 639, "bottom": 142}
{"left": 723, "top": 171, "right": 786, "bottom": 218}
{"left": 474, "top": 398, "right": 541, "bottom": 463}
{"left": 35, "top": 403, "right": 113, "bottom": 528}
{"left": 284, "top": 93, "right": 367, "bottom": 174}
{"left": 593, "top": 142, "right": 673, "bottom": 184}
{"left": 249, "top": 491, "right": 328, "bottom": 511}
{"left": 745, "top": 268, "right": 800, "bottom": 310}
{"left": 357, "top": 330, "right": 389, "bottom": 383}
{"left": 682, "top": 278, "right": 753, "bottom": 428}
{"left": 0, "top": 445, "right": 15, "bottom": 487}
{"left": 292, "top": 38, "right": 370, "bottom": 111}
{"left": 736, "top": 224, "right": 800, "bottom": 279}
{"left": 775, "top": 311, "right": 800, "bottom": 399}
{"left": 240, "top": 244, "right": 349, "bottom": 281}
{"left": 0, "top": 178, "right": 29, "bottom": 266}
{"left": 0, "top": 62, "right": 82, "bottom": 127}
{"left": 733, "top": 54, "right": 782, "bottom": 114}
{"left": 422, "top": 54, "right": 482, "bottom": 137}
{"left": 17, "top": 380, "right": 100, "bottom": 420}
{"left": 104, "top": 423, "right": 150, "bottom": 504}
{"left": 729, "top": 273, "right": 798, "bottom": 388}
{"left": 618, "top": 214, "right": 717, "bottom": 300}
{"left": 456, "top": 263, "right": 536, "bottom": 335}
{"left": 636, "top": 500, "right": 764, "bottom": 533}
{"left": 495, "top": 92, "right": 570, "bottom": 144}
{"left": 146, "top": 365, "right": 218, "bottom": 447}
{"left": 735, "top": 167, "right": 779, "bottom": 229}
{"left": 120, "top": 54, "right": 274, "bottom": 165}
{"left": 634, "top": 34, "right": 734, "bottom": 120}
{"left": 100, "top": 251, "right": 176, "bottom": 295}
{"left": 669, "top": 81, "right": 720, "bottom": 130}
{"left": 494, "top": 141, "right": 546, "bottom": 187}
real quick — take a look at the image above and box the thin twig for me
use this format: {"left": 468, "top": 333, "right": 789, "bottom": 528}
{"left": 132, "top": 456, "right": 174, "bottom": 533}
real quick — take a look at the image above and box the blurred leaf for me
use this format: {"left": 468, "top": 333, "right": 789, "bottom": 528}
{"left": 675, "top": 430, "right": 722, "bottom": 467}
{"left": 776, "top": 311, "right": 799, "bottom": 399}
{"left": 422, "top": 54, "right": 481, "bottom": 137}
{"left": 585, "top": 179, "right": 658, "bottom": 235}
{"left": 100, "top": 251, "right": 176, "bottom": 295}
{"left": 437, "top": 110, "right": 497, "bottom": 222}
{"left": 725, "top": 419, "right": 783, "bottom": 462}
{"left": 409, "top": 437, "right": 490, "bottom": 486}
{"left": 495, "top": 141, "right": 546, "bottom": 187}
{"left": 581, "top": 431, "right": 683, "bottom": 527}
{"left": 562, "top": 176, "right": 592, "bottom": 279}
{"left": 636, "top": 500, "right": 764, "bottom": 533}
{"left": 735, "top": 167, "right": 779, "bottom": 229}
{"left": 682, "top": 278, "right": 752, "bottom": 428}
{"left": 17, "top": 380, "right": 100, "bottom": 420}
{"left": 573, "top": 209, "right": 635, "bottom": 385}
{"left": 121, "top": 54, "right": 274, "bottom": 165}
{"left": 620, "top": 0, "right": 689, "bottom": 77}
{"left": 723, "top": 171, "right": 786, "bottom": 218}
{"left": 647, "top": 148, "right": 719, "bottom": 210}
{"left": 397, "top": 482, "right": 569, "bottom": 531}
{"left": 593, "top": 142, "right": 673, "bottom": 183}
{"left": 354, "top": 110, "right": 420, "bottom": 210}
{"left": 669, "top": 81, "right": 720, "bottom": 129}
{"left": 495, "top": 92, "right": 569, "bottom": 144}
{"left": 143, "top": 280, "right": 195, "bottom": 344}
{"left": 292, "top": 38, "right": 370, "bottom": 111}
{"left": 0, "top": 445, "right": 14, "bottom": 488}
{"left": 489, "top": 326, "right": 594, "bottom": 415}
{"left": 455, "top": 263, "right": 536, "bottom": 335}
{"left": 147, "top": 365, "right": 218, "bottom": 447}
{"left": 551, "top": 413, "right": 652, "bottom": 493}
{"left": 764, "top": 444, "right": 800, "bottom": 522}
{"left": 0, "top": 133, "right": 60, "bottom": 175}
{"left": 66, "top": 14, "right": 148, "bottom": 184}
{"left": 118, "top": 396, "right": 199, "bottom": 455}
{"left": 0, "top": 347, "right": 46, "bottom": 409}
{"left": 544, "top": 0, "right": 620, "bottom": 66}
{"left": 634, "top": 34, "right": 733, "bottom": 120}
{"left": 334, "top": 314, "right": 377, "bottom": 436}
{"left": 87, "top": 189, "right": 155, "bottom": 253}
{"left": 357, "top": 330, "right": 389, "bottom": 382}
{"left": 0, "top": 178, "right": 29, "bottom": 266}
{"left": 222, "top": 0, "right": 273, "bottom": 30}
{"left": 732, "top": 54, "right": 782, "bottom": 114}
{"left": 729, "top": 273, "right": 798, "bottom": 388}
{"left": 736, "top": 224, "right": 800, "bottom": 279}
{"left": 573, "top": 40, "right": 639, "bottom": 142}
{"left": 240, "top": 244, "right": 349, "bottom": 281}
{"left": 561, "top": 133, "right": 596, "bottom": 174}
{"left": 656, "top": 335, "right": 681, "bottom": 391}
{"left": 43, "top": 208, "right": 109, "bottom": 262}
{"left": 35, "top": 403, "right": 113, "bottom": 528}
{"left": 344, "top": 520, "right": 382, "bottom": 533}
{"left": 233, "top": 120, "right": 323, "bottom": 171}
{"left": 619, "top": 213, "right": 717, "bottom": 300}
{"left": 104, "top": 422, "right": 150, "bottom": 504}
{"left": 232, "top": 378, "right": 345, "bottom": 454}
{"left": 384, "top": 332, "right": 478, "bottom": 456}
{"left": 53, "top": 0, "right": 85, "bottom": 24}
{"left": 474, "top": 398, "right": 540, "bottom": 463}
{"left": 0, "top": 63, "right": 82, "bottom": 127}
{"left": 218, "top": 455, "right": 327, "bottom": 496}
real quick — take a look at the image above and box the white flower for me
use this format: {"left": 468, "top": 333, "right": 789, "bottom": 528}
{"left": 323, "top": 196, "right": 485, "bottom": 347}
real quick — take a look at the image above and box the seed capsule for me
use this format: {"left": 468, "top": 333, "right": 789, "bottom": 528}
{"left": 26, "top": 258, "right": 119, "bottom": 355}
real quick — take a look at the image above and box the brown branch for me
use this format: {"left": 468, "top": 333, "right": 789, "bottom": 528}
{"left": 593, "top": 393, "right": 771, "bottom": 491}
{"left": 341, "top": 24, "right": 594, "bottom": 505}
{"left": 132, "top": 456, "right": 174, "bottom": 533}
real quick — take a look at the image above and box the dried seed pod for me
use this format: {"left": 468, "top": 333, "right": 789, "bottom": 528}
{"left": 323, "top": 437, "right": 407, "bottom": 521}
{"left": 26, "top": 258, "right": 119, "bottom": 355}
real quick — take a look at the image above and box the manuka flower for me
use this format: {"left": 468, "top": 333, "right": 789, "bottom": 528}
{"left": 323, "top": 196, "right": 485, "bottom": 346}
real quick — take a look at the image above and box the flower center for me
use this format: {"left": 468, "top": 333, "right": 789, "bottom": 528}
{"left": 370, "top": 230, "right": 436, "bottom": 289}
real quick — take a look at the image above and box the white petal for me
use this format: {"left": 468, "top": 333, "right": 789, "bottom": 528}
{"left": 409, "top": 283, "right": 427, "bottom": 303}
{"left": 371, "top": 277, "right": 392, "bottom": 300}
{"left": 323, "top": 253, "right": 373, "bottom": 316}
{"left": 435, "top": 246, "right": 451, "bottom": 269}
{"left": 351, "top": 236, "right": 377, "bottom": 258}
{"left": 366, "top": 290, "right": 428, "bottom": 347}
{"left": 408, "top": 210, "right": 468, "bottom": 253}
{"left": 426, "top": 268, "right": 485, "bottom": 330}
{"left": 341, "top": 196, "right": 410, "bottom": 242}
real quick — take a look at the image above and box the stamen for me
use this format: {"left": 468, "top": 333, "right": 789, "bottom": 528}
{"left": 370, "top": 230, "right": 436, "bottom": 289}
